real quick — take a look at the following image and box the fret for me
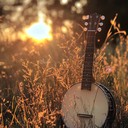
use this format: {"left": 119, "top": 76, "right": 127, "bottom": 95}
{"left": 84, "top": 62, "right": 93, "bottom": 66}
{"left": 83, "top": 70, "right": 92, "bottom": 73}
{"left": 85, "top": 55, "right": 93, "bottom": 58}
{"left": 84, "top": 60, "right": 93, "bottom": 63}
{"left": 85, "top": 52, "right": 94, "bottom": 56}
{"left": 83, "top": 68, "right": 92, "bottom": 74}
{"left": 83, "top": 73, "right": 92, "bottom": 77}
{"left": 84, "top": 65, "right": 93, "bottom": 69}
{"left": 83, "top": 71, "right": 92, "bottom": 75}
{"left": 82, "top": 74, "right": 93, "bottom": 80}
{"left": 83, "top": 77, "right": 92, "bottom": 81}
{"left": 85, "top": 54, "right": 94, "bottom": 57}
{"left": 84, "top": 64, "right": 93, "bottom": 68}
{"left": 82, "top": 80, "right": 92, "bottom": 84}
{"left": 86, "top": 47, "right": 94, "bottom": 54}
{"left": 85, "top": 57, "right": 93, "bottom": 61}
{"left": 82, "top": 68, "right": 93, "bottom": 75}
{"left": 86, "top": 41, "right": 94, "bottom": 45}
{"left": 86, "top": 44, "right": 94, "bottom": 48}
{"left": 86, "top": 49, "right": 94, "bottom": 53}
{"left": 83, "top": 72, "right": 92, "bottom": 75}
{"left": 84, "top": 64, "right": 93, "bottom": 69}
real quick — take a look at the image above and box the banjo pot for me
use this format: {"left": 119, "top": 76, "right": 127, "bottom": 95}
{"left": 61, "top": 13, "right": 116, "bottom": 128}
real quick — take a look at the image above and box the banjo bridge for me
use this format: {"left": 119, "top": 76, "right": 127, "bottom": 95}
{"left": 77, "top": 113, "right": 93, "bottom": 118}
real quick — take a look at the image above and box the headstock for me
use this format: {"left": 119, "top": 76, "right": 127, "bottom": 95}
{"left": 82, "top": 13, "right": 105, "bottom": 33}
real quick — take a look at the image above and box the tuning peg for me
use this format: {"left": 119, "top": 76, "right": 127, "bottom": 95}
{"left": 84, "top": 22, "right": 88, "bottom": 26}
{"left": 82, "top": 15, "right": 89, "bottom": 20}
{"left": 83, "top": 27, "right": 87, "bottom": 31}
{"left": 97, "top": 27, "right": 102, "bottom": 32}
{"left": 100, "top": 15, "right": 105, "bottom": 20}
{"left": 99, "top": 22, "right": 103, "bottom": 26}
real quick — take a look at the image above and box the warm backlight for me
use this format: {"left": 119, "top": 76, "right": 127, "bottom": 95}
{"left": 24, "top": 13, "right": 52, "bottom": 42}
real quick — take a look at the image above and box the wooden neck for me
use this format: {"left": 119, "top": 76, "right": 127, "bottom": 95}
{"left": 81, "top": 31, "right": 96, "bottom": 90}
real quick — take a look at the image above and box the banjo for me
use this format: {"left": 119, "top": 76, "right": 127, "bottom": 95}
{"left": 61, "top": 13, "right": 116, "bottom": 128}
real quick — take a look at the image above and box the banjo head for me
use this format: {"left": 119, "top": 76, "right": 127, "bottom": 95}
{"left": 61, "top": 83, "right": 109, "bottom": 128}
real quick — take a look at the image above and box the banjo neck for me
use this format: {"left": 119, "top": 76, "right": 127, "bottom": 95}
{"left": 81, "top": 31, "right": 96, "bottom": 90}
{"left": 80, "top": 13, "right": 105, "bottom": 90}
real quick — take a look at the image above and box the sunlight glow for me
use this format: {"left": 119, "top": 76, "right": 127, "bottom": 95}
{"left": 24, "top": 13, "right": 52, "bottom": 42}
{"left": 60, "top": 0, "right": 69, "bottom": 5}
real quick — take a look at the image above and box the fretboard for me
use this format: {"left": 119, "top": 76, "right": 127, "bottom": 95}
{"left": 81, "top": 31, "right": 95, "bottom": 90}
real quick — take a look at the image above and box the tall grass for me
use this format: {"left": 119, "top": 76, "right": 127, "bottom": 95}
{"left": 0, "top": 15, "right": 128, "bottom": 128}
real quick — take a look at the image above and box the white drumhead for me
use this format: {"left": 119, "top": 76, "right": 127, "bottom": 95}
{"left": 61, "top": 83, "right": 108, "bottom": 128}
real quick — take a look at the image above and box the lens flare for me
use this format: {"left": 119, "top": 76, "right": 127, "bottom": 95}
{"left": 24, "top": 13, "right": 52, "bottom": 43}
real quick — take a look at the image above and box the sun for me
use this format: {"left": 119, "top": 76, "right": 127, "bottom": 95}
{"left": 24, "top": 13, "right": 52, "bottom": 43}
